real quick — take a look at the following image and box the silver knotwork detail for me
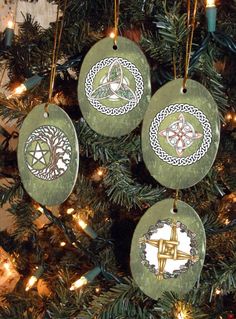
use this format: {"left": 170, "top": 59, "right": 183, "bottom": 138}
{"left": 149, "top": 103, "right": 212, "bottom": 166}
{"left": 25, "top": 125, "right": 72, "bottom": 180}
{"left": 85, "top": 57, "right": 144, "bottom": 116}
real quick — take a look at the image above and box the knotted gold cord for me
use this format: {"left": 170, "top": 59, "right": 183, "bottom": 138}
{"left": 114, "top": 0, "right": 120, "bottom": 46}
{"left": 173, "top": 189, "right": 179, "bottom": 213}
{"left": 183, "top": 0, "right": 198, "bottom": 91}
{"left": 45, "top": 0, "right": 68, "bottom": 114}
{"left": 172, "top": 52, "right": 177, "bottom": 79}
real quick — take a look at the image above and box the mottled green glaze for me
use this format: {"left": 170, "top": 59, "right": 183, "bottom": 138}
{"left": 78, "top": 36, "right": 151, "bottom": 137}
{"left": 17, "top": 104, "right": 79, "bottom": 206}
{"left": 130, "top": 199, "right": 206, "bottom": 300}
{"left": 142, "top": 78, "right": 220, "bottom": 189}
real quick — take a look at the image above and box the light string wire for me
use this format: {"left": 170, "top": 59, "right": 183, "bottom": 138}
{"left": 114, "top": 0, "right": 120, "bottom": 46}
{"left": 45, "top": 0, "right": 68, "bottom": 114}
{"left": 183, "top": 0, "right": 198, "bottom": 90}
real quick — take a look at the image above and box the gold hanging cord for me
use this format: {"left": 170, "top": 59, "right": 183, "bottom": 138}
{"left": 45, "top": 0, "right": 68, "bottom": 113}
{"left": 172, "top": 52, "right": 177, "bottom": 80}
{"left": 114, "top": 0, "right": 120, "bottom": 46}
{"left": 183, "top": 0, "right": 198, "bottom": 90}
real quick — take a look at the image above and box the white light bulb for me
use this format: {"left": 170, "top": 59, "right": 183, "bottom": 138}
{"left": 14, "top": 84, "right": 26, "bottom": 95}
{"left": 206, "top": 0, "right": 216, "bottom": 7}
{"left": 25, "top": 276, "right": 37, "bottom": 291}
{"left": 7, "top": 20, "right": 14, "bottom": 29}
{"left": 70, "top": 276, "right": 88, "bottom": 291}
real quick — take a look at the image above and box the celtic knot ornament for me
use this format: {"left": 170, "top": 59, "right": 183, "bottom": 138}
{"left": 85, "top": 57, "right": 143, "bottom": 116}
{"left": 149, "top": 103, "right": 212, "bottom": 167}
{"left": 142, "top": 78, "right": 220, "bottom": 189}
{"left": 18, "top": 104, "right": 79, "bottom": 206}
{"left": 159, "top": 113, "right": 203, "bottom": 157}
{"left": 130, "top": 199, "right": 206, "bottom": 300}
{"left": 78, "top": 36, "right": 151, "bottom": 137}
{"left": 89, "top": 59, "right": 137, "bottom": 103}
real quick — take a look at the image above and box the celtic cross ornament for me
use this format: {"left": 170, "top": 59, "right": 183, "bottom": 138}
{"left": 18, "top": 104, "right": 79, "bottom": 206}
{"left": 130, "top": 199, "right": 206, "bottom": 300}
{"left": 159, "top": 113, "right": 203, "bottom": 157}
{"left": 142, "top": 78, "right": 220, "bottom": 189}
{"left": 78, "top": 36, "right": 151, "bottom": 137}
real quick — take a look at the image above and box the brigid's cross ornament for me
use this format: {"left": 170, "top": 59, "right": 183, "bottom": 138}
{"left": 140, "top": 222, "right": 199, "bottom": 280}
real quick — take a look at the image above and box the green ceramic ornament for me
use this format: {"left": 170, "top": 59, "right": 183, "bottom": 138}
{"left": 78, "top": 36, "right": 151, "bottom": 137}
{"left": 130, "top": 199, "right": 206, "bottom": 300}
{"left": 142, "top": 78, "right": 220, "bottom": 189}
{"left": 17, "top": 104, "right": 79, "bottom": 206}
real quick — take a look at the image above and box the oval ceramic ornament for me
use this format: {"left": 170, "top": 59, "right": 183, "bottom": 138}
{"left": 130, "top": 199, "right": 206, "bottom": 300}
{"left": 142, "top": 78, "right": 220, "bottom": 189}
{"left": 17, "top": 104, "right": 79, "bottom": 206}
{"left": 78, "top": 36, "right": 151, "bottom": 137}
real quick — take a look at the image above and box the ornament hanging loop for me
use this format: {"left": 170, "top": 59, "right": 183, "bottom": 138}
{"left": 182, "top": 0, "right": 198, "bottom": 91}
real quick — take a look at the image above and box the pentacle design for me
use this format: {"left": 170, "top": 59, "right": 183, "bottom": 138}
{"left": 149, "top": 103, "right": 212, "bottom": 166}
{"left": 85, "top": 57, "right": 144, "bottom": 116}
{"left": 139, "top": 219, "right": 199, "bottom": 280}
{"left": 24, "top": 125, "right": 72, "bottom": 181}
{"left": 159, "top": 113, "right": 203, "bottom": 157}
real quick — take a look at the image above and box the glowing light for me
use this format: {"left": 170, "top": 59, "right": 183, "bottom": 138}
{"left": 70, "top": 276, "right": 88, "bottom": 291}
{"left": 109, "top": 31, "right": 116, "bottom": 39}
{"left": 25, "top": 276, "right": 38, "bottom": 291}
{"left": 60, "top": 242, "right": 66, "bottom": 247}
{"left": 73, "top": 214, "right": 87, "bottom": 229}
{"left": 13, "top": 84, "right": 26, "bottom": 95}
{"left": 224, "top": 218, "right": 230, "bottom": 225}
{"left": 206, "top": 0, "right": 216, "bottom": 7}
{"left": 233, "top": 115, "right": 236, "bottom": 122}
{"left": 7, "top": 20, "right": 14, "bottom": 29}
{"left": 37, "top": 205, "right": 44, "bottom": 214}
{"left": 67, "top": 208, "right": 75, "bottom": 215}
{"left": 3, "top": 262, "right": 11, "bottom": 273}
{"left": 95, "top": 287, "right": 101, "bottom": 293}
{"left": 215, "top": 288, "right": 222, "bottom": 295}
{"left": 97, "top": 168, "right": 104, "bottom": 176}
{"left": 78, "top": 219, "right": 87, "bottom": 229}
{"left": 226, "top": 113, "right": 232, "bottom": 121}
{"left": 33, "top": 203, "right": 44, "bottom": 214}
{"left": 177, "top": 312, "right": 185, "bottom": 319}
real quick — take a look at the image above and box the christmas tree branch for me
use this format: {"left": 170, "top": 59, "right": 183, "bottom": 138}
{"left": 103, "top": 160, "right": 165, "bottom": 209}
{"left": 76, "top": 120, "right": 141, "bottom": 163}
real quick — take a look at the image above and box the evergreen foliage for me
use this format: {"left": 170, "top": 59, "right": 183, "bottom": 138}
{"left": 0, "top": 0, "right": 236, "bottom": 318}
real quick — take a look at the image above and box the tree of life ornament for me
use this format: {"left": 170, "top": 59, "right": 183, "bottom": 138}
{"left": 139, "top": 220, "right": 199, "bottom": 280}
{"left": 159, "top": 113, "right": 203, "bottom": 157}
{"left": 85, "top": 57, "right": 144, "bottom": 116}
{"left": 25, "top": 125, "right": 72, "bottom": 181}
